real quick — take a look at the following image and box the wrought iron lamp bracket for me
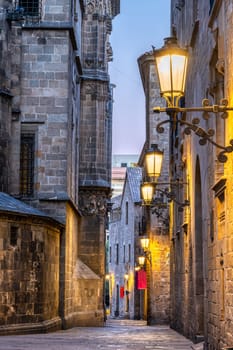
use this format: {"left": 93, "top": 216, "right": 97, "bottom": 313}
{"left": 142, "top": 250, "right": 152, "bottom": 265}
{"left": 153, "top": 98, "right": 233, "bottom": 163}
{"left": 154, "top": 186, "right": 189, "bottom": 212}
{"left": 151, "top": 207, "right": 169, "bottom": 227}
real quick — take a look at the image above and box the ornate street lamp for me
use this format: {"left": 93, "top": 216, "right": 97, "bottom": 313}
{"left": 141, "top": 144, "right": 165, "bottom": 206}
{"left": 138, "top": 255, "right": 146, "bottom": 267}
{"left": 153, "top": 37, "right": 188, "bottom": 107}
{"left": 140, "top": 237, "right": 150, "bottom": 251}
{"left": 139, "top": 237, "right": 152, "bottom": 265}
{"left": 140, "top": 182, "right": 155, "bottom": 205}
{"left": 141, "top": 147, "right": 189, "bottom": 207}
{"left": 153, "top": 37, "right": 233, "bottom": 163}
{"left": 145, "top": 144, "right": 163, "bottom": 181}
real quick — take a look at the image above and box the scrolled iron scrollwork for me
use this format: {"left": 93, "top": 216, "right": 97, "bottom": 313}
{"left": 154, "top": 99, "right": 233, "bottom": 163}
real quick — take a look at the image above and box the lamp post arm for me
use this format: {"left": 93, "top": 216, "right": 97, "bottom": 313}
{"left": 154, "top": 100, "right": 233, "bottom": 163}
{"left": 155, "top": 187, "right": 189, "bottom": 209}
{"left": 153, "top": 106, "right": 233, "bottom": 114}
{"left": 153, "top": 98, "right": 233, "bottom": 115}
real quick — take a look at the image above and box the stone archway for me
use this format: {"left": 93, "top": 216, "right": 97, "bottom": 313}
{"left": 194, "top": 156, "right": 204, "bottom": 338}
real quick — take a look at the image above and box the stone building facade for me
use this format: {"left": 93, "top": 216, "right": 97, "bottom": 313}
{"left": 169, "top": 1, "right": 233, "bottom": 349}
{"left": 137, "top": 52, "right": 171, "bottom": 325}
{"left": 111, "top": 154, "right": 139, "bottom": 197}
{"left": 108, "top": 167, "right": 144, "bottom": 320}
{"left": 0, "top": 0, "right": 119, "bottom": 333}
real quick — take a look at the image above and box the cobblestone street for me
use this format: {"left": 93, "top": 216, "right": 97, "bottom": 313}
{"left": 0, "top": 319, "right": 195, "bottom": 350}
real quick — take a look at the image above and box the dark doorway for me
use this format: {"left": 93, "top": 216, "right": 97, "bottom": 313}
{"left": 115, "top": 284, "right": 119, "bottom": 317}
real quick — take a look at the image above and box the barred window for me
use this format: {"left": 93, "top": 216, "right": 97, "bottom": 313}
{"left": 20, "top": 134, "right": 35, "bottom": 196}
{"left": 19, "top": 0, "right": 39, "bottom": 16}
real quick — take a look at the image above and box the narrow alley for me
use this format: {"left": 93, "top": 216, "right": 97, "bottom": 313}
{"left": 0, "top": 319, "right": 196, "bottom": 350}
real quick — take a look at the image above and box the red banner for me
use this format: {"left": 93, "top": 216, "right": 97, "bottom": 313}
{"left": 136, "top": 270, "right": 147, "bottom": 289}
{"left": 120, "top": 286, "right": 124, "bottom": 298}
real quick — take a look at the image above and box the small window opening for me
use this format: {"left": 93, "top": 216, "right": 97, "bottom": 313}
{"left": 10, "top": 226, "right": 18, "bottom": 246}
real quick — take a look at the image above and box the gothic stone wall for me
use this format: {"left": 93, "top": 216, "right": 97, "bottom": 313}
{"left": 138, "top": 52, "right": 170, "bottom": 325}
{"left": 171, "top": 0, "right": 233, "bottom": 348}
{"left": 148, "top": 228, "right": 170, "bottom": 325}
{"left": 61, "top": 203, "right": 105, "bottom": 328}
{"left": 77, "top": 213, "right": 106, "bottom": 326}
{"left": 170, "top": 0, "right": 214, "bottom": 343}
{"left": 0, "top": 214, "right": 61, "bottom": 334}
{"left": 12, "top": 27, "right": 73, "bottom": 218}
{"left": 79, "top": 1, "right": 113, "bottom": 188}
{"left": 219, "top": 1, "right": 233, "bottom": 348}
{"left": 0, "top": 8, "right": 11, "bottom": 193}
{"left": 6, "top": 0, "right": 81, "bottom": 222}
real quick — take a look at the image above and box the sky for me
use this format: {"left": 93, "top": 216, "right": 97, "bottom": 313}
{"left": 109, "top": 0, "right": 171, "bottom": 155}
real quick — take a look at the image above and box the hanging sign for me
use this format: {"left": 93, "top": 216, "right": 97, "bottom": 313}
{"left": 120, "top": 286, "right": 124, "bottom": 298}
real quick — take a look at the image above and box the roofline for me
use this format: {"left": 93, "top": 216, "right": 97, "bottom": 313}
{"left": 0, "top": 209, "right": 64, "bottom": 229}
{"left": 137, "top": 141, "right": 149, "bottom": 167}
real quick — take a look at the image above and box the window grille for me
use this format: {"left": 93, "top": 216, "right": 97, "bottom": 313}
{"left": 11, "top": 0, "right": 42, "bottom": 22}
{"left": 20, "top": 134, "right": 35, "bottom": 196}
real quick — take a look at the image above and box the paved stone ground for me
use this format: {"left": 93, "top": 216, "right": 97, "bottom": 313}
{"left": 0, "top": 319, "right": 195, "bottom": 350}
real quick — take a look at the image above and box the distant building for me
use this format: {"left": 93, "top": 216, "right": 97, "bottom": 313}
{"left": 111, "top": 154, "right": 139, "bottom": 197}
{"left": 109, "top": 167, "right": 144, "bottom": 319}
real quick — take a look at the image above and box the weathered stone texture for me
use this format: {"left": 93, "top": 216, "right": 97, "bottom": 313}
{"left": 60, "top": 203, "right": 105, "bottom": 328}
{"left": 0, "top": 214, "right": 61, "bottom": 331}
{"left": 42, "top": 0, "right": 70, "bottom": 22}
{"left": 18, "top": 30, "right": 70, "bottom": 204}
{"left": 0, "top": 0, "right": 119, "bottom": 333}
{"left": 0, "top": 11, "right": 12, "bottom": 193}
{"left": 79, "top": 3, "right": 113, "bottom": 188}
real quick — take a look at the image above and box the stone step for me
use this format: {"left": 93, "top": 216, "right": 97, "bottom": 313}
{"left": 106, "top": 318, "right": 147, "bottom": 327}
{"left": 191, "top": 342, "right": 204, "bottom": 350}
